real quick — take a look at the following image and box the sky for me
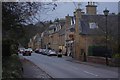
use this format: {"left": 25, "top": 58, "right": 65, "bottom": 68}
{"left": 38, "top": 2, "right": 119, "bottom": 21}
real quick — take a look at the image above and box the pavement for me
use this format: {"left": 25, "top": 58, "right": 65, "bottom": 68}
{"left": 63, "top": 56, "right": 119, "bottom": 72}
{"left": 20, "top": 56, "right": 54, "bottom": 79}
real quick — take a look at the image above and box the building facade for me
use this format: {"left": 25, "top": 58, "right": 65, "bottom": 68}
{"left": 28, "top": 33, "right": 41, "bottom": 50}
{"left": 29, "top": 2, "right": 118, "bottom": 65}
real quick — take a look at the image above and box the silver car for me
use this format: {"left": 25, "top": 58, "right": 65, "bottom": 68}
{"left": 47, "top": 50, "right": 57, "bottom": 56}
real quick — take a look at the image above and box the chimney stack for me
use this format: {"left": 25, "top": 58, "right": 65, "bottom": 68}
{"left": 86, "top": 2, "right": 97, "bottom": 15}
{"left": 65, "top": 14, "right": 71, "bottom": 29}
{"left": 73, "top": 6, "right": 82, "bottom": 59}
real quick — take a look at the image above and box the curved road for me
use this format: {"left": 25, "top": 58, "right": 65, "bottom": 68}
{"left": 21, "top": 53, "right": 118, "bottom": 78}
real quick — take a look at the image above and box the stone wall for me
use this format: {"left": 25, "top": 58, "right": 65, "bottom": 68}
{"left": 86, "top": 56, "right": 112, "bottom": 65}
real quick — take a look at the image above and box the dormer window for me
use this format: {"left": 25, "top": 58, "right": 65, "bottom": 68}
{"left": 73, "top": 17, "right": 75, "bottom": 24}
{"left": 60, "top": 25, "right": 62, "bottom": 29}
{"left": 71, "top": 17, "right": 75, "bottom": 25}
{"left": 89, "top": 22, "right": 98, "bottom": 29}
{"left": 56, "top": 27, "right": 58, "bottom": 31}
{"left": 71, "top": 19, "right": 73, "bottom": 25}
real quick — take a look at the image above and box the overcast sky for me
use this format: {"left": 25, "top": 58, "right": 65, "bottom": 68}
{"left": 37, "top": 2, "right": 118, "bottom": 21}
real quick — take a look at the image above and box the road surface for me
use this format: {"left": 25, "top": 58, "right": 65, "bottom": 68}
{"left": 20, "top": 53, "right": 118, "bottom": 78}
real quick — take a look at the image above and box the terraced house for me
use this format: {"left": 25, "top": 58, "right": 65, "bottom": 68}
{"left": 28, "top": 33, "right": 41, "bottom": 50}
{"left": 34, "top": 2, "right": 118, "bottom": 65}
{"left": 41, "top": 19, "right": 66, "bottom": 54}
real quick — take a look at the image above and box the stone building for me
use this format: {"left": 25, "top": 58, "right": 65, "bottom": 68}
{"left": 28, "top": 33, "right": 41, "bottom": 50}
{"left": 39, "top": 2, "right": 118, "bottom": 64}
{"left": 41, "top": 30, "right": 49, "bottom": 49}
{"left": 65, "top": 2, "right": 118, "bottom": 63}
{"left": 41, "top": 20, "right": 66, "bottom": 53}
{"left": 28, "top": 38, "right": 34, "bottom": 48}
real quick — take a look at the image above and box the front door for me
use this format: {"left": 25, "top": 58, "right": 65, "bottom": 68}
{"left": 81, "top": 49, "right": 87, "bottom": 62}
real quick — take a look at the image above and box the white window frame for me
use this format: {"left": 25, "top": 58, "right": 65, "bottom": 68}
{"left": 89, "top": 22, "right": 98, "bottom": 29}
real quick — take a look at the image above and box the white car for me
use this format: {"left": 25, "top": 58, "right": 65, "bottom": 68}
{"left": 23, "top": 48, "right": 32, "bottom": 56}
{"left": 28, "top": 48, "right": 33, "bottom": 53}
{"left": 47, "top": 50, "right": 57, "bottom": 56}
{"left": 18, "top": 48, "right": 25, "bottom": 54}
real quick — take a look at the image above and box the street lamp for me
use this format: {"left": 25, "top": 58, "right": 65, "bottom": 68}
{"left": 103, "top": 8, "right": 109, "bottom": 65}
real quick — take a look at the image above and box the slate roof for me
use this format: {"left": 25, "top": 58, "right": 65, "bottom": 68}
{"left": 58, "top": 27, "right": 65, "bottom": 36}
{"left": 43, "top": 30, "right": 49, "bottom": 36}
{"left": 79, "top": 20, "right": 103, "bottom": 35}
{"left": 81, "top": 15, "right": 118, "bottom": 36}
{"left": 48, "top": 24, "right": 56, "bottom": 30}
{"left": 43, "top": 14, "right": 118, "bottom": 37}
{"left": 47, "top": 20, "right": 66, "bottom": 35}
{"left": 68, "top": 14, "right": 118, "bottom": 36}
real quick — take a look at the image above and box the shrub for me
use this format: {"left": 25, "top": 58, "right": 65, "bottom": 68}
{"left": 111, "top": 53, "right": 120, "bottom": 67}
{"left": 2, "top": 54, "right": 23, "bottom": 79}
{"left": 88, "top": 45, "right": 112, "bottom": 57}
{"left": 2, "top": 39, "right": 18, "bottom": 57}
{"left": 88, "top": 46, "right": 93, "bottom": 56}
{"left": 112, "top": 53, "right": 120, "bottom": 58}
{"left": 2, "top": 39, "right": 12, "bottom": 57}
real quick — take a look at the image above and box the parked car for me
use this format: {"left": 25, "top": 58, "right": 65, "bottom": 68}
{"left": 47, "top": 50, "right": 57, "bottom": 56}
{"left": 35, "top": 48, "right": 39, "bottom": 53}
{"left": 18, "top": 48, "right": 25, "bottom": 54}
{"left": 42, "top": 49, "right": 49, "bottom": 55}
{"left": 28, "top": 48, "right": 33, "bottom": 53}
{"left": 39, "top": 49, "right": 43, "bottom": 54}
{"left": 23, "top": 48, "right": 32, "bottom": 56}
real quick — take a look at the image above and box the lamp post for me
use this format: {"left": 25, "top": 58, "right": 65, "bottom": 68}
{"left": 103, "top": 8, "right": 109, "bottom": 65}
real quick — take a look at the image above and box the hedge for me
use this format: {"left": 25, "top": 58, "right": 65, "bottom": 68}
{"left": 88, "top": 46, "right": 112, "bottom": 58}
{"left": 2, "top": 39, "right": 18, "bottom": 57}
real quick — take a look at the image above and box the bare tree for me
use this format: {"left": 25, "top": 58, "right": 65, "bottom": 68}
{"left": 2, "top": 2, "right": 57, "bottom": 39}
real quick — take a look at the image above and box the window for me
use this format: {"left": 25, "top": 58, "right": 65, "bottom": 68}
{"left": 54, "top": 28, "right": 56, "bottom": 32}
{"left": 56, "top": 27, "right": 58, "bottom": 31}
{"left": 71, "top": 19, "right": 73, "bottom": 25}
{"left": 73, "top": 18, "right": 75, "bottom": 24}
{"left": 60, "top": 25, "right": 62, "bottom": 29}
{"left": 89, "top": 22, "right": 98, "bottom": 29}
{"left": 71, "top": 17, "right": 75, "bottom": 25}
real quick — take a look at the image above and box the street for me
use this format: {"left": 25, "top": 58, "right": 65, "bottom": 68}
{"left": 20, "top": 53, "right": 118, "bottom": 78}
{"left": 2, "top": 2, "right": 120, "bottom": 80}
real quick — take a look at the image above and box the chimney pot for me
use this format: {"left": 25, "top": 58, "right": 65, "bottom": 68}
{"left": 88, "top": 2, "right": 90, "bottom": 5}
{"left": 93, "top": 2, "right": 95, "bottom": 5}
{"left": 90, "top": 2, "right": 92, "bottom": 5}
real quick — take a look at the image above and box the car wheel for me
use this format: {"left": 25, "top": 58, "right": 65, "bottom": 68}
{"left": 29, "top": 53, "right": 31, "bottom": 56}
{"left": 23, "top": 53, "right": 25, "bottom": 56}
{"left": 48, "top": 55, "right": 51, "bottom": 56}
{"left": 58, "top": 54, "right": 62, "bottom": 57}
